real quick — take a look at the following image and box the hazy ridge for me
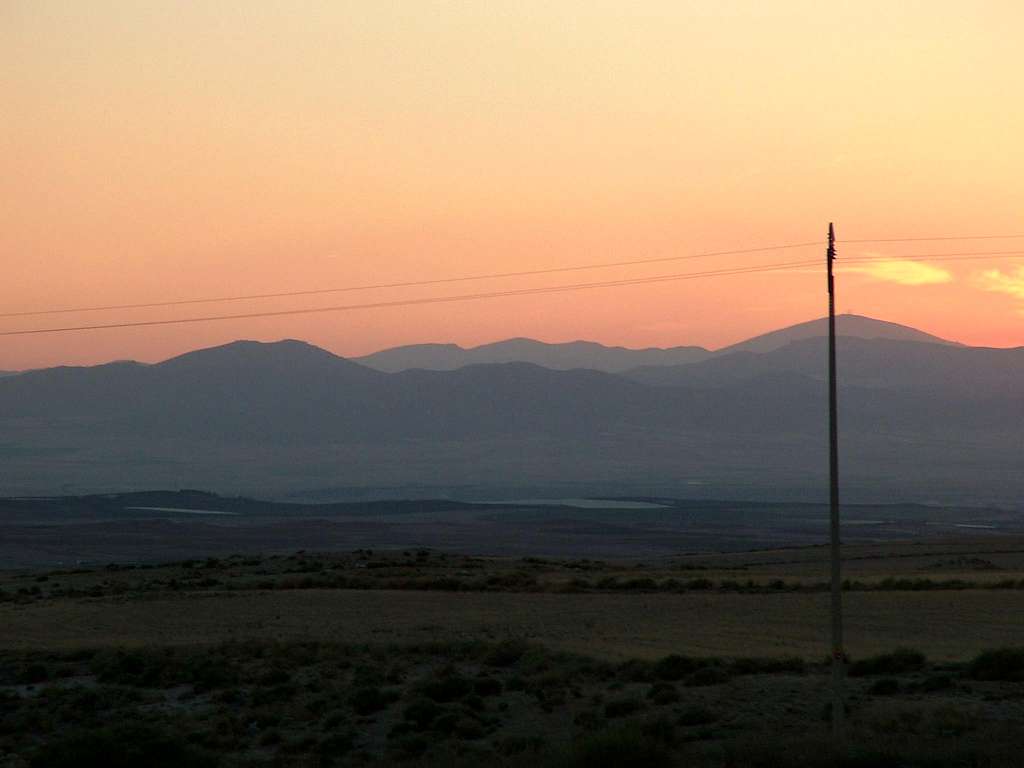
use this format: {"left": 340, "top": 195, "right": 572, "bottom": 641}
{"left": 0, "top": 315, "right": 1020, "bottom": 504}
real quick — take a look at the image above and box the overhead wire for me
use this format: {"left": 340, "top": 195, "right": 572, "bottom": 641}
{"left": 2, "top": 237, "right": 1022, "bottom": 337}
{"left": 0, "top": 258, "right": 821, "bottom": 337}
{"left": 840, "top": 250, "right": 1024, "bottom": 264}
{"left": 840, "top": 235, "right": 1024, "bottom": 244}
{"left": 0, "top": 240, "right": 822, "bottom": 319}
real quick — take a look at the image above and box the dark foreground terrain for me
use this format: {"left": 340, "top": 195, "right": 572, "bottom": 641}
{"left": 3, "top": 639, "right": 1023, "bottom": 767}
{"left": 3, "top": 537, "right": 1024, "bottom": 766}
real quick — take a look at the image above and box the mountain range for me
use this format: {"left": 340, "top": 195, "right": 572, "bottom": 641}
{"left": 352, "top": 314, "right": 954, "bottom": 373}
{"left": 0, "top": 315, "right": 1019, "bottom": 504}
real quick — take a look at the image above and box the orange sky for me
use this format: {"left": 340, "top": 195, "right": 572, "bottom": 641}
{"left": 2, "top": 1, "right": 1023, "bottom": 369}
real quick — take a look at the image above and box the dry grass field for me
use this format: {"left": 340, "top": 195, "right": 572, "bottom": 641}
{"left": 4, "top": 589, "right": 1024, "bottom": 662}
{"left": 3, "top": 538, "right": 1024, "bottom": 661}
{"left": 3, "top": 539, "right": 1024, "bottom": 767}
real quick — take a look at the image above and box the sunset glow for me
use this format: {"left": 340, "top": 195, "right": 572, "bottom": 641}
{"left": 3, "top": 1, "right": 1023, "bottom": 369}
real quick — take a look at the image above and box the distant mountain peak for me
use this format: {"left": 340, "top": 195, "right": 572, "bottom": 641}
{"left": 718, "top": 314, "right": 956, "bottom": 355}
{"left": 155, "top": 338, "right": 374, "bottom": 376}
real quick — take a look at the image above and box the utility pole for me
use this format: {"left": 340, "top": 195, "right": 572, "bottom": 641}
{"left": 827, "top": 222, "right": 845, "bottom": 744}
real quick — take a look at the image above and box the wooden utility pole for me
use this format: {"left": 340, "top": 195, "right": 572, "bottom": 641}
{"left": 827, "top": 222, "right": 845, "bottom": 742}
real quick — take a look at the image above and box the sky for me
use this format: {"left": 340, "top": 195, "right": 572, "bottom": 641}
{"left": 2, "top": 1, "right": 1023, "bottom": 369}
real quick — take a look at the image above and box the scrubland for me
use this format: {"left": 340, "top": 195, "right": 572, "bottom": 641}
{"left": 2, "top": 541, "right": 1024, "bottom": 766}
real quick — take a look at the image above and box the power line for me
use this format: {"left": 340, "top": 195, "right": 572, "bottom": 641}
{"left": 0, "top": 241, "right": 821, "bottom": 319}
{"left": 5, "top": 240, "right": 1021, "bottom": 323}
{"left": 0, "top": 258, "right": 820, "bottom": 337}
{"left": 841, "top": 250, "right": 1024, "bottom": 264}
{"left": 4, "top": 239, "right": 1021, "bottom": 330}
{"left": 841, "top": 234, "right": 1024, "bottom": 244}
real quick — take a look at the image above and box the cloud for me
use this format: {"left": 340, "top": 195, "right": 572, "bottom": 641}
{"left": 976, "top": 266, "right": 1024, "bottom": 301}
{"left": 843, "top": 258, "right": 953, "bottom": 286}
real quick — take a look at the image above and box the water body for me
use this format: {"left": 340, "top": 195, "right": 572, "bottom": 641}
{"left": 124, "top": 506, "right": 239, "bottom": 516}
{"left": 477, "top": 498, "right": 670, "bottom": 510}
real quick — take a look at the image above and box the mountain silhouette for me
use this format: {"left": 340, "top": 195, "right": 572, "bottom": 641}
{"left": 352, "top": 314, "right": 952, "bottom": 373}
{"left": 716, "top": 314, "right": 956, "bottom": 355}
{"left": 354, "top": 337, "right": 711, "bottom": 373}
{"left": 626, "top": 336, "right": 1024, "bottom": 395}
{"left": 0, "top": 317, "right": 1019, "bottom": 503}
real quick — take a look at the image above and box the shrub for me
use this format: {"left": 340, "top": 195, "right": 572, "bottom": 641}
{"left": 350, "top": 686, "right": 398, "bottom": 716}
{"left": 652, "top": 654, "right": 697, "bottom": 681}
{"left": 404, "top": 698, "right": 442, "bottom": 729}
{"left": 677, "top": 705, "right": 718, "bottom": 726}
{"left": 848, "top": 648, "right": 926, "bottom": 677}
{"left": 473, "top": 677, "right": 502, "bottom": 697}
{"left": 685, "top": 578, "right": 714, "bottom": 591}
{"left": 868, "top": 678, "right": 901, "bottom": 696}
{"left": 454, "top": 717, "right": 486, "bottom": 739}
{"left": 967, "top": 647, "right": 1024, "bottom": 682}
{"left": 29, "top": 723, "right": 218, "bottom": 768}
{"left": 619, "top": 659, "right": 656, "bottom": 682}
{"left": 563, "top": 726, "right": 673, "bottom": 768}
{"left": 257, "top": 667, "right": 290, "bottom": 686}
{"left": 621, "top": 578, "right": 659, "bottom": 590}
{"left": 431, "top": 712, "right": 460, "bottom": 735}
{"left": 420, "top": 673, "right": 472, "bottom": 703}
{"left": 604, "top": 697, "right": 643, "bottom": 718}
{"left": 929, "top": 704, "right": 979, "bottom": 736}
{"left": 731, "top": 657, "right": 806, "bottom": 675}
{"left": 391, "top": 734, "right": 429, "bottom": 758}
{"left": 685, "top": 666, "right": 730, "bottom": 687}
{"left": 19, "top": 663, "right": 50, "bottom": 685}
{"left": 646, "top": 682, "right": 680, "bottom": 705}
{"left": 915, "top": 674, "right": 954, "bottom": 693}
{"left": 483, "top": 641, "right": 528, "bottom": 668}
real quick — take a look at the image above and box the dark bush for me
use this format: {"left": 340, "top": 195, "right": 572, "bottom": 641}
{"left": 404, "top": 698, "right": 442, "bottom": 729}
{"left": 621, "top": 578, "right": 659, "bottom": 590}
{"left": 431, "top": 712, "right": 460, "bottom": 735}
{"left": 29, "top": 723, "right": 218, "bottom": 768}
{"left": 257, "top": 667, "right": 290, "bottom": 686}
{"left": 685, "top": 578, "right": 714, "bottom": 591}
{"left": 967, "top": 647, "right": 1024, "bottom": 681}
{"left": 604, "top": 697, "right": 643, "bottom": 718}
{"left": 646, "top": 682, "right": 680, "bottom": 705}
{"left": 848, "top": 648, "right": 926, "bottom": 677}
{"left": 563, "top": 725, "right": 672, "bottom": 768}
{"left": 483, "top": 641, "right": 528, "bottom": 668}
{"left": 391, "top": 734, "right": 428, "bottom": 758}
{"left": 19, "top": 663, "right": 50, "bottom": 685}
{"left": 916, "top": 674, "right": 955, "bottom": 693}
{"left": 868, "top": 678, "right": 901, "bottom": 696}
{"left": 454, "top": 717, "right": 486, "bottom": 739}
{"left": 190, "top": 659, "right": 240, "bottom": 692}
{"left": 420, "top": 673, "right": 472, "bottom": 703}
{"left": 618, "top": 659, "right": 656, "bottom": 682}
{"left": 652, "top": 654, "right": 697, "bottom": 681}
{"left": 685, "top": 666, "right": 730, "bottom": 687}
{"left": 731, "top": 656, "right": 806, "bottom": 675}
{"left": 473, "top": 677, "right": 503, "bottom": 697}
{"left": 349, "top": 686, "right": 398, "bottom": 715}
{"left": 677, "top": 705, "right": 718, "bottom": 726}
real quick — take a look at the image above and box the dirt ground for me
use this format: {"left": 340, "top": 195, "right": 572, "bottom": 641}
{"left": 3, "top": 588, "right": 1023, "bottom": 661}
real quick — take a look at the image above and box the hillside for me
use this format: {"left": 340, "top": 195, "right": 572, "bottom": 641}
{"left": 626, "top": 336, "right": 1024, "bottom": 395}
{"left": 354, "top": 337, "right": 711, "bottom": 372}
{"left": 352, "top": 315, "right": 955, "bottom": 373}
{"left": 717, "top": 313, "right": 957, "bottom": 355}
{"left": 0, "top": 318, "right": 1019, "bottom": 504}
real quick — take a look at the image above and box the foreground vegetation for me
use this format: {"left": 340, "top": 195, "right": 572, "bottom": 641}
{"left": 6, "top": 547, "right": 1024, "bottom": 607}
{"left": 3, "top": 640, "right": 1024, "bottom": 767}
{"left": 3, "top": 543, "right": 1024, "bottom": 764}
